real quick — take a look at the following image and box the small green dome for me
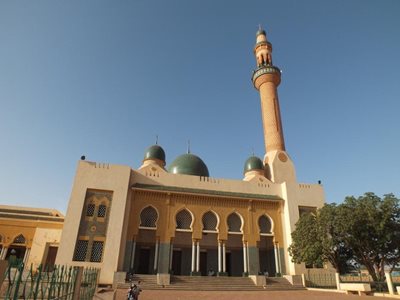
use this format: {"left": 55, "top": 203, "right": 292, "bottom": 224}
{"left": 243, "top": 156, "right": 264, "bottom": 174}
{"left": 143, "top": 145, "right": 166, "bottom": 162}
{"left": 168, "top": 153, "right": 209, "bottom": 177}
{"left": 256, "top": 29, "right": 266, "bottom": 36}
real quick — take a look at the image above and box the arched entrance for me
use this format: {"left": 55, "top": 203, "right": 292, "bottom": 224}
{"left": 6, "top": 234, "right": 27, "bottom": 267}
{"left": 226, "top": 212, "right": 245, "bottom": 276}
{"left": 199, "top": 211, "right": 219, "bottom": 276}
{"left": 258, "top": 215, "right": 277, "bottom": 276}
{"left": 171, "top": 209, "right": 193, "bottom": 276}
{"left": 133, "top": 206, "right": 158, "bottom": 274}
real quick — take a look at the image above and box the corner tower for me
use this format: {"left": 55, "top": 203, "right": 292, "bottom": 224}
{"left": 252, "top": 27, "right": 295, "bottom": 183}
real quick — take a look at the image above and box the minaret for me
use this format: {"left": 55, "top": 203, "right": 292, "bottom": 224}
{"left": 252, "top": 27, "right": 295, "bottom": 183}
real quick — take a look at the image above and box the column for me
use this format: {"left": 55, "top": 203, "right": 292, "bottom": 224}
{"left": 23, "top": 248, "right": 30, "bottom": 264}
{"left": 218, "top": 241, "right": 222, "bottom": 273}
{"left": 243, "top": 242, "right": 248, "bottom": 274}
{"left": 276, "top": 242, "right": 282, "bottom": 274}
{"left": 191, "top": 240, "right": 196, "bottom": 273}
{"left": 169, "top": 243, "right": 173, "bottom": 272}
{"left": 222, "top": 242, "right": 226, "bottom": 273}
{"left": 157, "top": 240, "right": 172, "bottom": 274}
{"left": 385, "top": 272, "right": 394, "bottom": 295}
{"left": 1, "top": 247, "right": 8, "bottom": 260}
{"left": 246, "top": 243, "right": 250, "bottom": 273}
{"left": 130, "top": 239, "right": 136, "bottom": 270}
{"left": 154, "top": 239, "right": 159, "bottom": 272}
{"left": 247, "top": 243, "right": 260, "bottom": 275}
{"left": 274, "top": 243, "right": 279, "bottom": 275}
{"left": 196, "top": 241, "right": 200, "bottom": 272}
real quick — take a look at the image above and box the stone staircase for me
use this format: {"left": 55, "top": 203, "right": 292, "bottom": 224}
{"left": 120, "top": 274, "right": 305, "bottom": 291}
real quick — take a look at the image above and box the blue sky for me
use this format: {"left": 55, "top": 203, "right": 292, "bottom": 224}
{"left": 1, "top": 0, "right": 399, "bottom": 213}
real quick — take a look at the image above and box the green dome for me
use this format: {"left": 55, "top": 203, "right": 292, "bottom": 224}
{"left": 243, "top": 156, "right": 264, "bottom": 174}
{"left": 143, "top": 145, "right": 166, "bottom": 162}
{"left": 256, "top": 29, "right": 266, "bottom": 36}
{"left": 168, "top": 153, "right": 209, "bottom": 177}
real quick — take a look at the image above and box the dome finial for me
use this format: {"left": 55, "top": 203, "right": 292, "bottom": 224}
{"left": 256, "top": 25, "right": 266, "bottom": 37}
{"left": 187, "top": 140, "right": 191, "bottom": 154}
{"left": 155, "top": 134, "right": 159, "bottom": 145}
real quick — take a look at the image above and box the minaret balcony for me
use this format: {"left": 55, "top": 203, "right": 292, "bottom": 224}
{"left": 252, "top": 65, "right": 281, "bottom": 88}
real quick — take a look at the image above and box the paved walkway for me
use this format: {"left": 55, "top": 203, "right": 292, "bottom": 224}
{"left": 112, "top": 289, "right": 392, "bottom": 300}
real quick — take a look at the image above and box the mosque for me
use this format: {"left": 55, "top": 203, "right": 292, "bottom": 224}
{"left": 55, "top": 28, "right": 325, "bottom": 285}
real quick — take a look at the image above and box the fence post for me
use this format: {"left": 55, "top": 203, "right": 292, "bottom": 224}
{"left": 0, "top": 260, "right": 8, "bottom": 286}
{"left": 72, "top": 267, "right": 84, "bottom": 300}
{"left": 385, "top": 272, "right": 394, "bottom": 295}
{"left": 12, "top": 262, "right": 24, "bottom": 300}
{"left": 335, "top": 273, "right": 341, "bottom": 290}
{"left": 301, "top": 274, "right": 306, "bottom": 287}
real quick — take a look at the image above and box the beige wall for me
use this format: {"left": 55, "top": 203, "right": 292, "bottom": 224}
{"left": 28, "top": 228, "right": 62, "bottom": 268}
{"left": 56, "top": 161, "right": 132, "bottom": 284}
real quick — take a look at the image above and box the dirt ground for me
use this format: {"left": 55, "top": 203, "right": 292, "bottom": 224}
{"left": 113, "top": 289, "right": 392, "bottom": 300}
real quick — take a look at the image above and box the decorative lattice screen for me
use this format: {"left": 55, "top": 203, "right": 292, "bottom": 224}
{"left": 90, "top": 241, "right": 104, "bottom": 262}
{"left": 227, "top": 213, "right": 242, "bottom": 232}
{"left": 13, "top": 234, "right": 26, "bottom": 244}
{"left": 202, "top": 211, "right": 217, "bottom": 231}
{"left": 140, "top": 206, "right": 158, "bottom": 228}
{"left": 86, "top": 204, "right": 95, "bottom": 217}
{"left": 73, "top": 240, "right": 89, "bottom": 261}
{"left": 258, "top": 215, "right": 272, "bottom": 233}
{"left": 97, "top": 205, "right": 107, "bottom": 217}
{"left": 176, "top": 209, "right": 192, "bottom": 229}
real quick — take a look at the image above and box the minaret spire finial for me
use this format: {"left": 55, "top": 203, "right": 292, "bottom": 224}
{"left": 155, "top": 135, "right": 159, "bottom": 145}
{"left": 258, "top": 24, "right": 262, "bottom": 31}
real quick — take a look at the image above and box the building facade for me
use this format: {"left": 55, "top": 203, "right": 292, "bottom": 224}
{"left": 56, "top": 29, "right": 325, "bottom": 285}
{"left": 0, "top": 205, "right": 64, "bottom": 270}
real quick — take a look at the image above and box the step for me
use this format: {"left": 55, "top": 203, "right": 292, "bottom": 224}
{"left": 118, "top": 275, "right": 306, "bottom": 291}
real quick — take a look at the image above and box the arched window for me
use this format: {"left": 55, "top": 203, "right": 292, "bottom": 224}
{"left": 140, "top": 206, "right": 158, "bottom": 228}
{"left": 258, "top": 215, "right": 272, "bottom": 234}
{"left": 227, "top": 213, "right": 242, "bottom": 233}
{"left": 98, "top": 204, "right": 107, "bottom": 217}
{"left": 13, "top": 234, "right": 26, "bottom": 244}
{"left": 202, "top": 211, "right": 218, "bottom": 231}
{"left": 176, "top": 209, "right": 192, "bottom": 230}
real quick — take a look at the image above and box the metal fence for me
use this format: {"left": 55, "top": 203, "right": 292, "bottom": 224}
{"left": 304, "top": 272, "right": 337, "bottom": 289}
{"left": 0, "top": 262, "right": 99, "bottom": 300}
{"left": 340, "top": 273, "right": 388, "bottom": 292}
{"left": 79, "top": 267, "right": 100, "bottom": 299}
{"left": 304, "top": 271, "right": 398, "bottom": 294}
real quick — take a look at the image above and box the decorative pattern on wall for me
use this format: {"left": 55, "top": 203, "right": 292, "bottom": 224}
{"left": 73, "top": 189, "right": 113, "bottom": 263}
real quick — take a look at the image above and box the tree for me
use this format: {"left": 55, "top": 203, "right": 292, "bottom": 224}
{"left": 339, "top": 193, "right": 400, "bottom": 282}
{"left": 288, "top": 204, "right": 352, "bottom": 273}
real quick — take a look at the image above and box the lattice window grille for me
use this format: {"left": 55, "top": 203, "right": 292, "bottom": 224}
{"left": 140, "top": 207, "right": 158, "bottom": 228}
{"left": 259, "top": 216, "right": 272, "bottom": 234}
{"left": 98, "top": 205, "right": 107, "bottom": 218}
{"left": 86, "top": 204, "right": 95, "bottom": 217}
{"left": 176, "top": 210, "right": 192, "bottom": 230}
{"left": 228, "top": 213, "right": 242, "bottom": 233}
{"left": 202, "top": 211, "right": 218, "bottom": 231}
{"left": 13, "top": 234, "right": 26, "bottom": 244}
{"left": 90, "top": 241, "right": 104, "bottom": 262}
{"left": 73, "top": 240, "right": 88, "bottom": 261}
